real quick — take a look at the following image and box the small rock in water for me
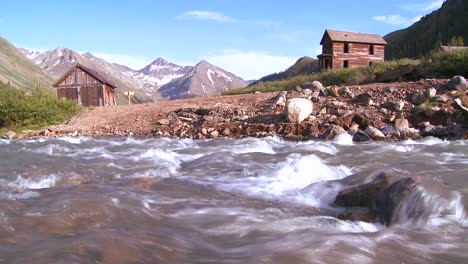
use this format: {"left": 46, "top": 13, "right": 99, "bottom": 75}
{"left": 2, "top": 131, "right": 16, "bottom": 140}
{"left": 352, "top": 130, "right": 372, "bottom": 142}
{"left": 364, "top": 126, "right": 386, "bottom": 140}
{"left": 320, "top": 124, "right": 346, "bottom": 140}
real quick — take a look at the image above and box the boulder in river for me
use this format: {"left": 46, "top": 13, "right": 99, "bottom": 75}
{"left": 284, "top": 98, "right": 313, "bottom": 123}
{"left": 320, "top": 124, "right": 346, "bottom": 140}
{"left": 334, "top": 173, "right": 419, "bottom": 226}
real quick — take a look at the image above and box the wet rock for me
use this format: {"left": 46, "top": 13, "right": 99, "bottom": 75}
{"left": 364, "top": 126, "right": 386, "bottom": 140}
{"left": 351, "top": 93, "right": 374, "bottom": 106}
{"left": 352, "top": 130, "right": 372, "bottom": 142}
{"left": 157, "top": 119, "right": 170, "bottom": 126}
{"left": 447, "top": 76, "right": 468, "bottom": 91}
{"left": 425, "top": 87, "right": 437, "bottom": 98}
{"left": 381, "top": 126, "right": 397, "bottom": 137}
{"left": 210, "top": 130, "right": 220, "bottom": 138}
{"left": 284, "top": 98, "right": 313, "bottom": 123}
{"left": 334, "top": 173, "right": 419, "bottom": 226}
{"left": 412, "top": 91, "right": 426, "bottom": 105}
{"left": 320, "top": 125, "right": 346, "bottom": 140}
{"left": 394, "top": 118, "right": 409, "bottom": 132}
{"left": 375, "top": 177, "right": 417, "bottom": 225}
{"left": 334, "top": 173, "right": 391, "bottom": 208}
{"left": 382, "top": 100, "right": 405, "bottom": 112}
{"left": 273, "top": 91, "right": 288, "bottom": 107}
{"left": 2, "top": 131, "right": 16, "bottom": 140}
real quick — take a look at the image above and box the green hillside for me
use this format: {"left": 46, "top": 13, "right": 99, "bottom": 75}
{"left": 384, "top": 0, "right": 468, "bottom": 59}
{"left": 0, "top": 36, "right": 53, "bottom": 89}
{"left": 252, "top": 56, "right": 319, "bottom": 84}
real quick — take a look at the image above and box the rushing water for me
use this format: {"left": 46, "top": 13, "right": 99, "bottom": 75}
{"left": 0, "top": 136, "right": 467, "bottom": 263}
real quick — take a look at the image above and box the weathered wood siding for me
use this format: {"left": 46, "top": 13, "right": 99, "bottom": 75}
{"left": 55, "top": 67, "right": 116, "bottom": 107}
{"left": 332, "top": 42, "right": 385, "bottom": 69}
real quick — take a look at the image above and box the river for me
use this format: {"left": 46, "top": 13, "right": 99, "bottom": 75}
{"left": 0, "top": 136, "right": 467, "bottom": 263}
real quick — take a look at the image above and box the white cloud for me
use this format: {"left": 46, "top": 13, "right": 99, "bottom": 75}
{"left": 89, "top": 52, "right": 152, "bottom": 70}
{"left": 176, "top": 11, "right": 234, "bottom": 22}
{"left": 204, "top": 50, "right": 297, "bottom": 80}
{"left": 373, "top": 15, "right": 422, "bottom": 26}
{"left": 401, "top": 0, "right": 444, "bottom": 12}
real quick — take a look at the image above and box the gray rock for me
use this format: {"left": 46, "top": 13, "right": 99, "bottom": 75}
{"left": 302, "top": 89, "right": 313, "bottom": 96}
{"left": 364, "top": 126, "right": 386, "bottom": 140}
{"left": 157, "top": 119, "right": 170, "bottom": 126}
{"left": 412, "top": 91, "right": 426, "bottom": 105}
{"left": 425, "top": 106, "right": 441, "bottom": 117}
{"left": 425, "top": 87, "right": 437, "bottom": 98}
{"left": 2, "top": 131, "right": 16, "bottom": 140}
{"left": 435, "top": 94, "right": 450, "bottom": 103}
{"left": 394, "top": 118, "right": 410, "bottom": 132}
{"left": 447, "top": 76, "right": 468, "bottom": 91}
{"left": 284, "top": 98, "right": 313, "bottom": 123}
{"left": 309, "top": 81, "right": 324, "bottom": 91}
{"left": 296, "top": 86, "right": 303, "bottom": 92}
{"left": 273, "top": 91, "right": 288, "bottom": 107}
{"left": 382, "top": 101, "right": 405, "bottom": 111}
{"left": 320, "top": 125, "right": 346, "bottom": 140}
{"left": 352, "top": 130, "right": 372, "bottom": 142}
{"left": 351, "top": 93, "right": 374, "bottom": 106}
{"left": 381, "top": 126, "right": 397, "bottom": 136}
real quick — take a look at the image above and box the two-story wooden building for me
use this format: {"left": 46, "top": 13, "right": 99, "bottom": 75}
{"left": 318, "top": 29, "right": 387, "bottom": 72}
{"left": 53, "top": 64, "right": 117, "bottom": 107}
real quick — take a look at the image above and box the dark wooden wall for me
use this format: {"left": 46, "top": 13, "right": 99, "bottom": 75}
{"left": 331, "top": 42, "right": 385, "bottom": 69}
{"left": 55, "top": 68, "right": 116, "bottom": 106}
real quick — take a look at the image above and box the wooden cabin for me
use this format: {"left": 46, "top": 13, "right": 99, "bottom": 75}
{"left": 53, "top": 64, "right": 117, "bottom": 106}
{"left": 318, "top": 29, "right": 387, "bottom": 72}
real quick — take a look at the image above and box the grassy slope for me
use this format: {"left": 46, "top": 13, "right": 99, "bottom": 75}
{"left": 384, "top": 0, "right": 468, "bottom": 59}
{"left": 0, "top": 36, "right": 54, "bottom": 89}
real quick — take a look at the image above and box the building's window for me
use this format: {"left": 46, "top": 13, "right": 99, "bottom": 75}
{"left": 344, "top": 43, "right": 349, "bottom": 53}
{"left": 369, "top": 61, "right": 373, "bottom": 67}
{"left": 343, "top": 60, "right": 349, "bottom": 68}
{"left": 369, "top": 44, "right": 375, "bottom": 55}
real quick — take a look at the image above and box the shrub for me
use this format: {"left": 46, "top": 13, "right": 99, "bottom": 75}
{"left": 421, "top": 49, "right": 468, "bottom": 78}
{"left": 0, "top": 83, "right": 81, "bottom": 130}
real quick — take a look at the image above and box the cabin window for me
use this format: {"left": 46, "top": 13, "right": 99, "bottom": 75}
{"left": 343, "top": 60, "right": 349, "bottom": 68}
{"left": 369, "top": 61, "right": 373, "bottom": 67}
{"left": 369, "top": 45, "right": 375, "bottom": 55}
{"left": 344, "top": 43, "right": 349, "bottom": 53}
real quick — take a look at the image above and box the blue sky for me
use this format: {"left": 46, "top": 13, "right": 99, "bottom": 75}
{"left": 1, "top": 0, "right": 444, "bottom": 79}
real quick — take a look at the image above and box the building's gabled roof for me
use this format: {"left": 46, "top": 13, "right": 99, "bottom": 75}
{"left": 53, "top": 63, "right": 117, "bottom": 89}
{"left": 321, "top": 29, "right": 388, "bottom": 45}
{"left": 440, "top": 45, "right": 468, "bottom": 52}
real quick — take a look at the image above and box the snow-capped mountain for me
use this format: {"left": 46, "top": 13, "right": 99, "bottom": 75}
{"left": 117, "top": 58, "right": 193, "bottom": 98}
{"left": 20, "top": 47, "right": 250, "bottom": 101}
{"left": 158, "top": 60, "right": 250, "bottom": 100}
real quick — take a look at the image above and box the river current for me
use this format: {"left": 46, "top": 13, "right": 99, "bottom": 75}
{"left": 0, "top": 136, "right": 467, "bottom": 263}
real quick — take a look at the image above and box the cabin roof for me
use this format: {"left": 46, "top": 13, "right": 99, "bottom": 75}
{"left": 440, "top": 45, "right": 468, "bottom": 52}
{"left": 53, "top": 63, "right": 117, "bottom": 89}
{"left": 321, "top": 29, "right": 387, "bottom": 45}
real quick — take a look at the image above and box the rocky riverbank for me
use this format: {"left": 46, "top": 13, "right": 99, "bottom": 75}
{"left": 19, "top": 77, "right": 468, "bottom": 141}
